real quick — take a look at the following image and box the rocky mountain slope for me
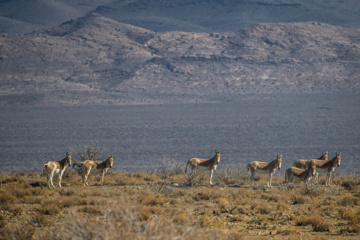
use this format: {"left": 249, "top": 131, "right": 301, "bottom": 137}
{"left": 1, "top": 0, "right": 360, "bottom": 34}
{"left": 0, "top": 13, "right": 359, "bottom": 106}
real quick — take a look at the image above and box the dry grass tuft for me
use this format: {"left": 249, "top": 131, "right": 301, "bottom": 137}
{"left": 296, "top": 215, "right": 331, "bottom": 232}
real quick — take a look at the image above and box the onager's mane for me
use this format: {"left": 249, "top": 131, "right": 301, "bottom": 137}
{"left": 247, "top": 155, "right": 282, "bottom": 188}
{"left": 185, "top": 150, "right": 221, "bottom": 185}
{"left": 43, "top": 152, "right": 72, "bottom": 189}
{"left": 73, "top": 154, "right": 114, "bottom": 186}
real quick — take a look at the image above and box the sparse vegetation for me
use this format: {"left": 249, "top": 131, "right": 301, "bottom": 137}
{"left": 0, "top": 165, "right": 359, "bottom": 239}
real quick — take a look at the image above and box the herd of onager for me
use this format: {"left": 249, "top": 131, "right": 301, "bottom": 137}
{"left": 43, "top": 150, "right": 341, "bottom": 189}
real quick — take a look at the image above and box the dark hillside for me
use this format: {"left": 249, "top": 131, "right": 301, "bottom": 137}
{"left": 1, "top": 0, "right": 360, "bottom": 34}
{"left": 0, "top": 14, "right": 359, "bottom": 106}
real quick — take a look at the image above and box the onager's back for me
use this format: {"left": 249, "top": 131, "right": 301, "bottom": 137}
{"left": 293, "top": 151, "right": 328, "bottom": 169}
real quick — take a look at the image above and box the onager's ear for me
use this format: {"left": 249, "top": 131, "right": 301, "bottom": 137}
{"left": 107, "top": 154, "right": 110, "bottom": 158}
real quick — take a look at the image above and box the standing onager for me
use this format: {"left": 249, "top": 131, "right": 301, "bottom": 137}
{"left": 285, "top": 165, "right": 317, "bottom": 185}
{"left": 43, "top": 152, "right": 72, "bottom": 189}
{"left": 293, "top": 151, "right": 328, "bottom": 169}
{"left": 305, "top": 152, "right": 341, "bottom": 186}
{"left": 185, "top": 150, "right": 221, "bottom": 185}
{"left": 247, "top": 155, "right": 282, "bottom": 188}
{"left": 73, "top": 154, "right": 113, "bottom": 186}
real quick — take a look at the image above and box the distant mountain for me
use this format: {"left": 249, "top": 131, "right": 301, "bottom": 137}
{"left": 0, "top": 13, "right": 359, "bottom": 106}
{"left": 1, "top": 0, "right": 360, "bottom": 34}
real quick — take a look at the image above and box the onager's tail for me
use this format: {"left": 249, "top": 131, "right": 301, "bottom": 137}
{"left": 185, "top": 160, "right": 190, "bottom": 173}
{"left": 43, "top": 164, "right": 48, "bottom": 175}
{"left": 72, "top": 162, "right": 84, "bottom": 169}
{"left": 246, "top": 163, "right": 251, "bottom": 171}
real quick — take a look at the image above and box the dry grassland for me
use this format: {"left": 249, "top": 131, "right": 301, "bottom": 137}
{"left": 0, "top": 164, "right": 359, "bottom": 240}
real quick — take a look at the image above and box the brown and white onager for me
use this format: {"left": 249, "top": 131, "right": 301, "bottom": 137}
{"left": 73, "top": 154, "right": 113, "bottom": 186}
{"left": 247, "top": 155, "right": 282, "bottom": 188}
{"left": 43, "top": 152, "right": 72, "bottom": 189}
{"left": 185, "top": 150, "right": 221, "bottom": 185}
{"left": 305, "top": 152, "right": 341, "bottom": 186}
{"left": 285, "top": 165, "right": 317, "bottom": 185}
{"left": 293, "top": 151, "right": 328, "bottom": 169}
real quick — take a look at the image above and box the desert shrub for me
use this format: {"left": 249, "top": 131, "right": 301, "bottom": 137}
{"left": 0, "top": 189, "right": 16, "bottom": 206}
{"left": 40, "top": 199, "right": 61, "bottom": 215}
{"left": 300, "top": 184, "right": 324, "bottom": 197}
{"left": 60, "top": 196, "right": 87, "bottom": 208}
{"left": 70, "top": 143, "right": 106, "bottom": 162}
{"left": 260, "top": 193, "right": 279, "bottom": 202}
{"left": 148, "top": 182, "right": 176, "bottom": 197}
{"left": 173, "top": 210, "right": 189, "bottom": 225}
{"left": 41, "top": 197, "right": 203, "bottom": 240}
{"left": 255, "top": 202, "right": 271, "bottom": 214}
{"left": 296, "top": 215, "right": 331, "bottom": 232}
{"left": 215, "top": 165, "right": 248, "bottom": 185}
{"left": 339, "top": 208, "right": 359, "bottom": 225}
{"left": 0, "top": 172, "right": 26, "bottom": 184}
{"left": 338, "top": 196, "right": 358, "bottom": 207}
{"left": 157, "top": 157, "right": 184, "bottom": 175}
{"left": 31, "top": 214, "right": 50, "bottom": 227}
{"left": 140, "top": 194, "right": 166, "bottom": 206}
{"left": 58, "top": 188, "right": 76, "bottom": 196}
{"left": 116, "top": 172, "right": 146, "bottom": 186}
{"left": 198, "top": 215, "right": 211, "bottom": 228}
{"left": 291, "top": 195, "right": 306, "bottom": 205}
{"left": 78, "top": 206, "right": 102, "bottom": 215}
{"left": 2, "top": 220, "right": 35, "bottom": 240}
{"left": 134, "top": 171, "right": 155, "bottom": 181}
{"left": 183, "top": 170, "right": 207, "bottom": 187}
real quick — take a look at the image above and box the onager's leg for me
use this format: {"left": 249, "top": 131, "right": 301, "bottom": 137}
{"left": 326, "top": 172, "right": 331, "bottom": 186}
{"left": 267, "top": 173, "right": 273, "bottom": 188}
{"left": 46, "top": 170, "right": 51, "bottom": 189}
{"left": 250, "top": 172, "right": 255, "bottom": 186}
{"left": 83, "top": 168, "right": 91, "bottom": 186}
{"left": 101, "top": 171, "right": 105, "bottom": 185}
{"left": 209, "top": 169, "right": 214, "bottom": 185}
{"left": 82, "top": 172, "right": 86, "bottom": 186}
{"left": 58, "top": 171, "right": 63, "bottom": 188}
{"left": 50, "top": 171, "right": 56, "bottom": 189}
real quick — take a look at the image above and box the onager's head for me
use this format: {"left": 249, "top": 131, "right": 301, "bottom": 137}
{"left": 66, "top": 152, "right": 72, "bottom": 166}
{"left": 107, "top": 154, "right": 114, "bottom": 168}
{"left": 335, "top": 152, "right": 341, "bottom": 167}
{"left": 321, "top": 151, "right": 328, "bottom": 160}
{"left": 215, "top": 150, "right": 221, "bottom": 164}
{"left": 277, "top": 155, "right": 282, "bottom": 170}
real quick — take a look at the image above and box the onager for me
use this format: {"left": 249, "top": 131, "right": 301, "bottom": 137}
{"left": 247, "top": 155, "right": 282, "bottom": 188}
{"left": 305, "top": 152, "right": 341, "bottom": 186}
{"left": 43, "top": 152, "right": 72, "bottom": 189}
{"left": 73, "top": 154, "right": 113, "bottom": 186}
{"left": 185, "top": 150, "right": 221, "bottom": 185}
{"left": 293, "top": 151, "right": 328, "bottom": 169}
{"left": 285, "top": 165, "right": 317, "bottom": 185}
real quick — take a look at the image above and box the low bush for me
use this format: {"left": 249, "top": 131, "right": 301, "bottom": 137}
{"left": 296, "top": 215, "right": 331, "bottom": 232}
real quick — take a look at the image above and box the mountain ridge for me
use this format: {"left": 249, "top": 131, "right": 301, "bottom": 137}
{"left": 0, "top": 13, "right": 359, "bottom": 106}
